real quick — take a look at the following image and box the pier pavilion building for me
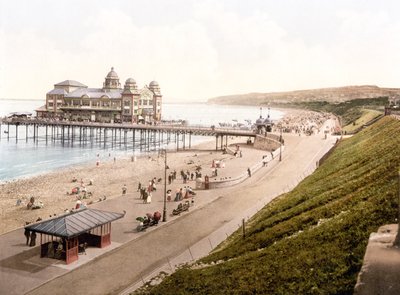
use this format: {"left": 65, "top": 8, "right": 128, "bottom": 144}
{"left": 36, "top": 67, "right": 162, "bottom": 123}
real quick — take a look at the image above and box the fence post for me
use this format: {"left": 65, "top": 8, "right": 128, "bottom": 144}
{"left": 167, "top": 257, "right": 174, "bottom": 271}
{"left": 188, "top": 247, "right": 194, "bottom": 260}
{"left": 242, "top": 218, "right": 246, "bottom": 238}
{"left": 394, "top": 170, "right": 400, "bottom": 247}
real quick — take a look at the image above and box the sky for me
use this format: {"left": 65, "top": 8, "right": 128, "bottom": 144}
{"left": 0, "top": 0, "right": 399, "bottom": 102}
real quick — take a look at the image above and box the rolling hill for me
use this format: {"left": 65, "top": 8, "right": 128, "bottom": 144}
{"left": 207, "top": 85, "right": 400, "bottom": 106}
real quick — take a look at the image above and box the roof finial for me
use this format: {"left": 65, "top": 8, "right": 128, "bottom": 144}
{"left": 111, "top": 67, "right": 114, "bottom": 71}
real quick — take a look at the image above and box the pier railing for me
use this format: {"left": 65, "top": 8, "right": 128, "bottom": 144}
{"left": 0, "top": 118, "right": 257, "bottom": 151}
{"left": 0, "top": 118, "right": 256, "bottom": 136}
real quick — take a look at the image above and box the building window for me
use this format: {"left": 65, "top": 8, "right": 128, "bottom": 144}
{"left": 124, "top": 109, "right": 130, "bottom": 115}
{"left": 134, "top": 101, "right": 138, "bottom": 106}
{"left": 124, "top": 100, "right": 130, "bottom": 106}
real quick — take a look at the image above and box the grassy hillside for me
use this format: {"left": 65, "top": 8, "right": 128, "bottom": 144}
{"left": 342, "top": 109, "right": 383, "bottom": 134}
{"left": 135, "top": 116, "right": 400, "bottom": 295}
{"left": 288, "top": 97, "right": 387, "bottom": 127}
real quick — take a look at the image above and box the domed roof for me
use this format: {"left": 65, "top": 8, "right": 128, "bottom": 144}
{"left": 106, "top": 67, "right": 119, "bottom": 78}
{"left": 256, "top": 117, "right": 264, "bottom": 124}
{"left": 125, "top": 78, "right": 136, "bottom": 84}
{"left": 263, "top": 117, "right": 272, "bottom": 124}
{"left": 149, "top": 80, "right": 159, "bottom": 87}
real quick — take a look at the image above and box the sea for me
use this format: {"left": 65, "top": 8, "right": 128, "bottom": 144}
{"left": 0, "top": 99, "right": 283, "bottom": 183}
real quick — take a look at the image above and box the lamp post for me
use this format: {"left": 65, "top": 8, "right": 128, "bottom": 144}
{"left": 162, "top": 148, "right": 168, "bottom": 222}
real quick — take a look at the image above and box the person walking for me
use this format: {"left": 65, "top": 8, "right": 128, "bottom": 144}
{"left": 24, "top": 224, "right": 30, "bottom": 246}
{"left": 247, "top": 168, "right": 251, "bottom": 177}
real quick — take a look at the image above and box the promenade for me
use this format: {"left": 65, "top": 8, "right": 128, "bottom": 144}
{"left": 0, "top": 120, "right": 338, "bottom": 295}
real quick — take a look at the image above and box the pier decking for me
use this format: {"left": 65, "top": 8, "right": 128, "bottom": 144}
{"left": 0, "top": 118, "right": 256, "bottom": 151}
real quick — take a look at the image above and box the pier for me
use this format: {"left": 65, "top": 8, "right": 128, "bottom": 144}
{"left": 0, "top": 118, "right": 256, "bottom": 152}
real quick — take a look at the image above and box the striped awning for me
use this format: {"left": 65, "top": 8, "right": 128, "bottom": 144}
{"left": 25, "top": 208, "right": 125, "bottom": 238}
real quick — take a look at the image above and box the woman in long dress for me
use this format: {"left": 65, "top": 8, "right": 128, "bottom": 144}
{"left": 146, "top": 193, "right": 152, "bottom": 204}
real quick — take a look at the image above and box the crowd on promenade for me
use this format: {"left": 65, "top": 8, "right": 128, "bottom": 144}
{"left": 273, "top": 110, "right": 332, "bottom": 135}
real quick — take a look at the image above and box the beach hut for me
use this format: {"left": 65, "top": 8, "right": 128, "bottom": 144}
{"left": 24, "top": 208, "right": 125, "bottom": 264}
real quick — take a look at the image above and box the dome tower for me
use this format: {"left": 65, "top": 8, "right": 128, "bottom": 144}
{"left": 103, "top": 67, "right": 121, "bottom": 90}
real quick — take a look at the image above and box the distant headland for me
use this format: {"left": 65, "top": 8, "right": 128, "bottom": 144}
{"left": 207, "top": 85, "right": 400, "bottom": 106}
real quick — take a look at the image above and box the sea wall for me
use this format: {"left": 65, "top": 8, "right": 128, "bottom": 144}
{"left": 196, "top": 148, "right": 283, "bottom": 190}
{"left": 317, "top": 138, "right": 340, "bottom": 167}
{"left": 253, "top": 134, "right": 281, "bottom": 151}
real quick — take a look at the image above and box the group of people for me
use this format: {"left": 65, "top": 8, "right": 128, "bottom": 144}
{"left": 70, "top": 177, "right": 93, "bottom": 200}
{"left": 233, "top": 145, "right": 243, "bottom": 158}
{"left": 179, "top": 170, "right": 194, "bottom": 183}
{"left": 46, "top": 239, "right": 65, "bottom": 259}
{"left": 274, "top": 111, "right": 331, "bottom": 135}
{"left": 172, "top": 186, "right": 196, "bottom": 202}
{"left": 137, "top": 177, "right": 160, "bottom": 204}
{"left": 167, "top": 170, "right": 178, "bottom": 184}
{"left": 26, "top": 196, "right": 44, "bottom": 210}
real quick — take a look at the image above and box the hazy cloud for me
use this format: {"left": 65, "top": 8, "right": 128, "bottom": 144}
{"left": 1, "top": 1, "right": 399, "bottom": 101}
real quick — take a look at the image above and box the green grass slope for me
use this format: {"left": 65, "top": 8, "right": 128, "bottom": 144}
{"left": 287, "top": 97, "right": 387, "bottom": 127}
{"left": 342, "top": 109, "right": 382, "bottom": 134}
{"left": 136, "top": 116, "right": 400, "bottom": 295}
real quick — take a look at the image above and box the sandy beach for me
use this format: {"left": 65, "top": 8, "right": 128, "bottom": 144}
{"left": 0, "top": 138, "right": 250, "bottom": 234}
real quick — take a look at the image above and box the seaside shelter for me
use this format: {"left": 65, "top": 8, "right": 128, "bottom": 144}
{"left": 24, "top": 208, "right": 125, "bottom": 264}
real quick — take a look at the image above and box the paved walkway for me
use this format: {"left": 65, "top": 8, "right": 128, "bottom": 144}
{"left": 0, "top": 121, "right": 338, "bottom": 295}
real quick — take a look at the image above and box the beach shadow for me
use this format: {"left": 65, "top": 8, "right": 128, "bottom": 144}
{"left": 11, "top": 243, "right": 29, "bottom": 247}
{"left": 0, "top": 247, "right": 53, "bottom": 273}
{"left": 123, "top": 230, "right": 137, "bottom": 234}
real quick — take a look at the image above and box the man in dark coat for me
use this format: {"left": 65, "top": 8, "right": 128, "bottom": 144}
{"left": 24, "top": 223, "right": 30, "bottom": 246}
